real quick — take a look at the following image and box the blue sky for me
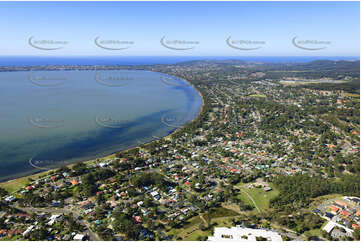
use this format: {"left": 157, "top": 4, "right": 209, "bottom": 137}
{"left": 0, "top": 1, "right": 359, "bottom": 56}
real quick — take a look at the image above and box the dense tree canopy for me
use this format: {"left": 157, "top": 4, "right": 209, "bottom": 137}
{"left": 270, "top": 174, "right": 360, "bottom": 211}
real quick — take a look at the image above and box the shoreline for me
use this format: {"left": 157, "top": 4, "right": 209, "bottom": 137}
{"left": 0, "top": 70, "right": 204, "bottom": 191}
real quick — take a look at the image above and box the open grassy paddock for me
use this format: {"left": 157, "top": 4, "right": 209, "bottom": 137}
{"left": 237, "top": 183, "right": 280, "bottom": 212}
{"left": 167, "top": 207, "right": 239, "bottom": 241}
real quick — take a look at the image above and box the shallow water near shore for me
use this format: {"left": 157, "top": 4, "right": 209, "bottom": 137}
{"left": 0, "top": 70, "right": 202, "bottom": 181}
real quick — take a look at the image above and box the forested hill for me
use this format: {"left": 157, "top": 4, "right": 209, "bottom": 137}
{"left": 294, "top": 60, "right": 360, "bottom": 71}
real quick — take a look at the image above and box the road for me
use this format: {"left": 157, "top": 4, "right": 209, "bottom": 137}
{"left": 15, "top": 206, "right": 100, "bottom": 241}
{"left": 271, "top": 224, "right": 305, "bottom": 241}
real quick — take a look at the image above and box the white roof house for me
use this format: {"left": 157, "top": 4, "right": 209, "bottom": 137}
{"left": 22, "top": 225, "right": 34, "bottom": 237}
{"left": 323, "top": 220, "right": 354, "bottom": 235}
{"left": 47, "top": 214, "right": 62, "bottom": 226}
{"left": 323, "top": 221, "right": 336, "bottom": 233}
{"left": 49, "top": 214, "right": 61, "bottom": 220}
{"left": 208, "top": 226, "right": 283, "bottom": 241}
{"left": 150, "top": 191, "right": 159, "bottom": 197}
{"left": 73, "top": 234, "right": 85, "bottom": 241}
{"left": 4, "top": 196, "right": 16, "bottom": 202}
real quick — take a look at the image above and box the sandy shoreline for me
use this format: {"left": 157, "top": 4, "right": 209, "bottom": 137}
{"left": 0, "top": 73, "right": 204, "bottom": 191}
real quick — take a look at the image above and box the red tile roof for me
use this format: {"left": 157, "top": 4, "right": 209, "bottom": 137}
{"left": 335, "top": 201, "right": 347, "bottom": 207}
{"left": 330, "top": 205, "right": 339, "bottom": 212}
{"left": 352, "top": 224, "right": 360, "bottom": 230}
{"left": 134, "top": 216, "right": 142, "bottom": 223}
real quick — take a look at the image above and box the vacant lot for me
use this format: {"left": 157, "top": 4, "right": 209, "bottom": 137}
{"left": 167, "top": 207, "right": 239, "bottom": 241}
{"left": 0, "top": 172, "right": 48, "bottom": 193}
{"left": 237, "top": 183, "right": 279, "bottom": 212}
{"left": 249, "top": 94, "right": 266, "bottom": 98}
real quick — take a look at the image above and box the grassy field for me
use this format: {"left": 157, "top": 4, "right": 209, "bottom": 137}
{"left": 0, "top": 235, "right": 20, "bottom": 241}
{"left": 237, "top": 191, "right": 254, "bottom": 208}
{"left": 345, "top": 92, "right": 360, "bottom": 97}
{"left": 185, "top": 216, "right": 236, "bottom": 241}
{"left": 207, "top": 207, "right": 239, "bottom": 218}
{"left": 249, "top": 94, "right": 266, "bottom": 98}
{"left": 247, "top": 185, "right": 279, "bottom": 210}
{"left": 302, "top": 220, "right": 329, "bottom": 239}
{"left": 0, "top": 171, "right": 50, "bottom": 193}
{"left": 0, "top": 153, "right": 118, "bottom": 194}
{"left": 167, "top": 207, "right": 239, "bottom": 241}
{"left": 167, "top": 215, "right": 203, "bottom": 240}
{"left": 281, "top": 80, "right": 351, "bottom": 86}
{"left": 237, "top": 183, "right": 279, "bottom": 212}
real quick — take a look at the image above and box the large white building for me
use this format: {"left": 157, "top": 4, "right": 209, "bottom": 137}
{"left": 208, "top": 226, "right": 283, "bottom": 241}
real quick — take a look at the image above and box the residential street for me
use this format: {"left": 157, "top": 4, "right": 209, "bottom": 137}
{"left": 15, "top": 206, "right": 100, "bottom": 241}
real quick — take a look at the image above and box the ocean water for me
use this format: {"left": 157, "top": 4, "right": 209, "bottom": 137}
{"left": 0, "top": 69, "right": 202, "bottom": 181}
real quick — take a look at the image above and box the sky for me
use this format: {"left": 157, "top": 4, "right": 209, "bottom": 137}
{"left": 0, "top": 1, "right": 359, "bottom": 56}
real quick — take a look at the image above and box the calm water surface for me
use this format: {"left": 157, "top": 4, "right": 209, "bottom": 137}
{"left": 0, "top": 70, "right": 202, "bottom": 181}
